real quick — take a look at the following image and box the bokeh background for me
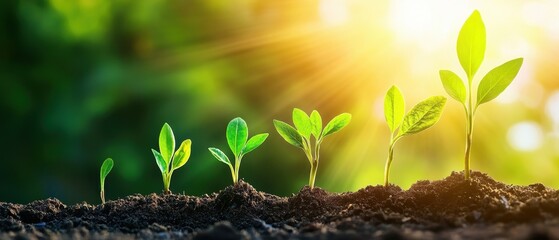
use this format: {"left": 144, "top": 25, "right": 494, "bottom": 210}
{"left": 1, "top": 0, "right": 559, "bottom": 204}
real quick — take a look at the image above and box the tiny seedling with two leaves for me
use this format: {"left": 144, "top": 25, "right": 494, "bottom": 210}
{"left": 208, "top": 117, "right": 269, "bottom": 184}
{"left": 383, "top": 86, "right": 446, "bottom": 187}
{"left": 151, "top": 123, "right": 192, "bottom": 194}
{"left": 274, "top": 109, "right": 351, "bottom": 189}
{"left": 439, "top": 10, "right": 523, "bottom": 180}
{"left": 99, "top": 158, "right": 114, "bottom": 204}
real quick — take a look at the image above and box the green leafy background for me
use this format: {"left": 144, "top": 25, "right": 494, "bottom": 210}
{"left": 1, "top": 1, "right": 559, "bottom": 203}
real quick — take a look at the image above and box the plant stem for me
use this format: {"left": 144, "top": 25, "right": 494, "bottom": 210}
{"left": 234, "top": 156, "right": 242, "bottom": 184}
{"left": 309, "top": 159, "right": 319, "bottom": 189}
{"left": 384, "top": 135, "right": 396, "bottom": 187}
{"left": 228, "top": 163, "right": 237, "bottom": 184}
{"left": 464, "top": 78, "right": 474, "bottom": 180}
{"left": 464, "top": 117, "right": 473, "bottom": 180}
{"left": 163, "top": 174, "right": 171, "bottom": 194}
{"left": 308, "top": 138, "right": 322, "bottom": 189}
{"left": 100, "top": 190, "right": 105, "bottom": 204}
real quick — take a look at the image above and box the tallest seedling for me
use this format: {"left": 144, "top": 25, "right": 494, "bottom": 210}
{"left": 440, "top": 10, "right": 523, "bottom": 180}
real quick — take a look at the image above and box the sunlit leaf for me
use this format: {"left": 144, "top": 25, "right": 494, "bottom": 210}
{"left": 457, "top": 10, "right": 486, "bottom": 81}
{"left": 384, "top": 86, "right": 405, "bottom": 133}
{"left": 477, "top": 58, "right": 523, "bottom": 106}
{"left": 152, "top": 149, "right": 167, "bottom": 174}
{"left": 310, "top": 110, "right": 322, "bottom": 139}
{"left": 440, "top": 70, "right": 467, "bottom": 104}
{"left": 322, "top": 113, "right": 351, "bottom": 137}
{"left": 292, "top": 108, "right": 312, "bottom": 139}
{"left": 273, "top": 120, "right": 304, "bottom": 148}
{"left": 399, "top": 96, "right": 446, "bottom": 136}
{"left": 172, "top": 139, "right": 192, "bottom": 171}
{"left": 208, "top": 147, "right": 231, "bottom": 166}
{"left": 226, "top": 117, "right": 248, "bottom": 157}
{"left": 241, "top": 133, "right": 268, "bottom": 156}
{"left": 159, "top": 123, "right": 175, "bottom": 166}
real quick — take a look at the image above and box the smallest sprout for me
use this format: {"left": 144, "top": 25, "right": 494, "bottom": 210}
{"left": 100, "top": 158, "right": 114, "bottom": 204}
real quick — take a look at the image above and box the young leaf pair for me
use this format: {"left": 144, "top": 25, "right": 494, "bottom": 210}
{"left": 152, "top": 123, "right": 192, "bottom": 194}
{"left": 274, "top": 109, "right": 351, "bottom": 189}
{"left": 209, "top": 117, "right": 268, "bottom": 184}
{"left": 384, "top": 86, "right": 446, "bottom": 187}
{"left": 440, "top": 10, "right": 523, "bottom": 180}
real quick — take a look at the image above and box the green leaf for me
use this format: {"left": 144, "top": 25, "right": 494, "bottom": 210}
{"left": 399, "top": 96, "right": 447, "bottom": 136}
{"left": 152, "top": 149, "right": 167, "bottom": 174}
{"left": 273, "top": 120, "right": 304, "bottom": 148}
{"left": 322, "top": 113, "right": 352, "bottom": 137}
{"left": 457, "top": 10, "right": 486, "bottom": 81}
{"left": 384, "top": 86, "right": 405, "bottom": 133}
{"left": 440, "top": 70, "right": 467, "bottom": 104}
{"left": 208, "top": 147, "right": 231, "bottom": 166}
{"left": 100, "top": 158, "right": 114, "bottom": 189}
{"left": 172, "top": 139, "right": 192, "bottom": 171}
{"left": 310, "top": 110, "right": 322, "bottom": 139}
{"left": 477, "top": 58, "right": 523, "bottom": 106}
{"left": 159, "top": 123, "right": 175, "bottom": 167}
{"left": 241, "top": 133, "right": 269, "bottom": 155}
{"left": 292, "top": 108, "right": 312, "bottom": 139}
{"left": 226, "top": 117, "right": 248, "bottom": 157}
{"left": 322, "top": 113, "right": 351, "bottom": 137}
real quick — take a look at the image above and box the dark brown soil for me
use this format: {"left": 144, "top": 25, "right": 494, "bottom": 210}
{"left": 2, "top": 171, "right": 559, "bottom": 239}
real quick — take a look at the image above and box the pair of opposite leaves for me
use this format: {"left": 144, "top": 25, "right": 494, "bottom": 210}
{"left": 209, "top": 117, "right": 269, "bottom": 167}
{"left": 274, "top": 109, "right": 352, "bottom": 150}
{"left": 440, "top": 10, "right": 523, "bottom": 108}
{"left": 153, "top": 123, "right": 192, "bottom": 177}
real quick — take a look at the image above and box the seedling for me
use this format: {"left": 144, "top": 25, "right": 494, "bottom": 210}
{"left": 100, "top": 158, "right": 114, "bottom": 204}
{"left": 383, "top": 86, "right": 446, "bottom": 187}
{"left": 151, "top": 123, "right": 192, "bottom": 194}
{"left": 208, "top": 117, "right": 269, "bottom": 184}
{"left": 274, "top": 109, "right": 351, "bottom": 189}
{"left": 440, "top": 10, "right": 523, "bottom": 180}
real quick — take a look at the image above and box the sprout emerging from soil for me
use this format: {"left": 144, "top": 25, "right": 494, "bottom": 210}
{"left": 208, "top": 117, "right": 269, "bottom": 185}
{"left": 274, "top": 109, "right": 351, "bottom": 189}
{"left": 439, "top": 10, "right": 523, "bottom": 180}
{"left": 99, "top": 158, "right": 114, "bottom": 204}
{"left": 383, "top": 86, "right": 446, "bottom": 187}
{"left": 151, "top": 123, "right": 192, "bottom": 194}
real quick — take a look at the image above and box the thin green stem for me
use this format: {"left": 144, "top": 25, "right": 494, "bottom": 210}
{"left": 100, "top": 180, "right": 105, "bottom": 204}
{"left": 384, "top": 134, "right": 399, "bottom": 187}
{"left": 228, "top": 163, "right": 237, "bottom": 184}
{"left": 234, "top": 156, "right": 242, "bottom": 184}
{"left": 302, "top": 138, "right": 313, "bottom": 165}
{"left": 308, "top": 138, "right": 322, "bottom": 189}
{"left": 163, "top": 173, "right": 171, "bottom": 194}
{"left": 309, "top": 158, "right": 318, "bottom": 189}
{"left": 464, "top": 78, "right": 474, "bottom": 180}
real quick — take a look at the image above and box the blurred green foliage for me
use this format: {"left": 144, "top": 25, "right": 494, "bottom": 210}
{"left": 0, "top": 0, "right": 334, "bottom": 203}
{"left": 1, "top": 0, "right": 557, "bottom": 204}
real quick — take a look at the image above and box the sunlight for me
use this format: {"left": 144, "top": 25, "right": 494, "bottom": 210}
{"left": 508, "top": 121, "right": 543, "bottom": 151}
{"left": 319, "top": 0, "right": 349, "bottom": 26}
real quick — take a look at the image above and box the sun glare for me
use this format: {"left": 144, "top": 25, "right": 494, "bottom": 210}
{"left": 319, "top": 0, "right": 349, "bottom": 26}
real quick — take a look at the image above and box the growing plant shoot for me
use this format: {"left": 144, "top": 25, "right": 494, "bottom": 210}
{"left": 439, "top": 10, "right": 523, "bottom": 180}
{"left": 274, "top": 109, "right": 351, "bottom": 189}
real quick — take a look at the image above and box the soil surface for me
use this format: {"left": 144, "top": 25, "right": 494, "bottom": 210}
{"left": 2, "top": 171, "right": 559, "bottom": 239}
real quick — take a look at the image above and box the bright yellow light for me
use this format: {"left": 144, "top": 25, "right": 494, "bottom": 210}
{"left": 319, "top": 0, "right": 349, "bottom": 26}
